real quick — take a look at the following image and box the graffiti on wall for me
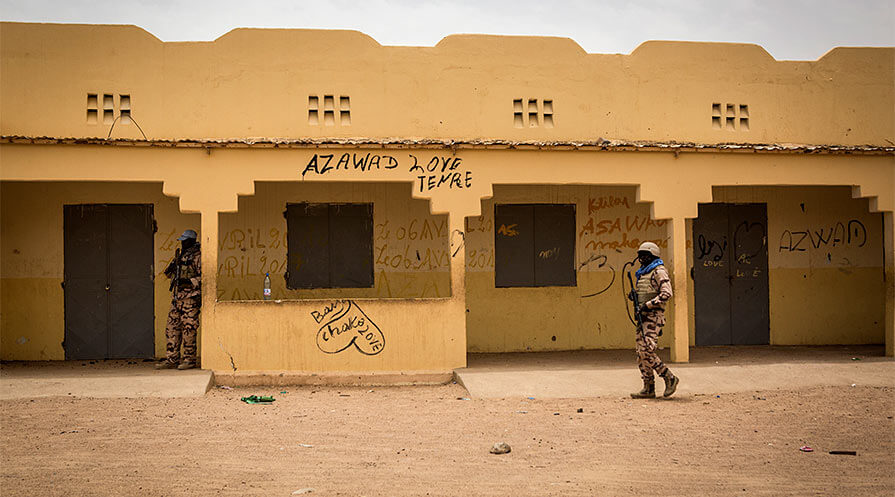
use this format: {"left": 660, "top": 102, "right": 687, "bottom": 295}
{"left": 301, "top": 153, "right": 473, "bottom": 194}
{"left": 576, "top": 194, "right": 668, "bottom": 299}
{"left": 374, "top": 217, "right": 452, "bottom": 272}
{"left": 312, "top": 300, "right": 385, "bottom": 355}
{"left": 733, "top": 221, "right": 766, "bottom": 264}
{"left": 577, "top": 253, "right": 616, "bottom": 298}
{"left": 216, "top": 192, "right": 452, "bottom": 300}
{"left": 461, "top": 190, "right": 669, "bottom": 302}
{"left": 778, "top": 219, "right": 867, "bottom": 253}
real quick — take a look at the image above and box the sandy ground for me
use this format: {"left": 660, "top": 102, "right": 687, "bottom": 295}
{"left": 2, "top": 383, "right": 893, "bottom": 496}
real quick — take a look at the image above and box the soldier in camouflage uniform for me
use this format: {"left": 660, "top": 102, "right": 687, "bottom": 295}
{"left": 630, "top": 241, "right": 679, "bottom": 398}
{"left": 156, "top": 229, "right": 202, "bottom": 370}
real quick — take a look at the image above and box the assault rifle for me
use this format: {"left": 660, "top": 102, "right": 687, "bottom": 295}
{"left": 166, "top": 248, "right": 182, "bottom": 300}
{"left": 626, "top": 267, "right": 643, "bottom": 331}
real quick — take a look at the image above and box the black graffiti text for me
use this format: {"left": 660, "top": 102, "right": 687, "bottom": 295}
{"left": 778, "top": 219, "right": 867, "bottom": 252}
{"left": 696, "top": 234, "right": 727, "bottom": 262}
{"left": 416, "top": 171, "right": 473, "bottom": 193}
{"left": 301, "top": 153, "right": 399, "bottom": 177}
{"left": 301, "top": 153, "right": 474, "bottom": 194}
{"left": 315, "top": 300, "right": 385, "bottom": 356}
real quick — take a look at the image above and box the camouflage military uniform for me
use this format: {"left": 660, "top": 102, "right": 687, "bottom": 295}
{"left": 635, "top": 264, "right": 673, "bottom": 386}
{"left": 164, "top": 243, "right": 201, "bottom": 365}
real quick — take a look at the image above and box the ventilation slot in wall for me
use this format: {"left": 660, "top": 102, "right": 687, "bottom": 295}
{"left": 514, "top": 98, "right": 554, "bottom": 128}
{"left": 87, "top": 92, "right": 131, "bottom": 126}
{"left": 713, "top": 102, "right": 750, "bottom": 131}
{"left": 119, "top": 94, "right": 131, "bottom": 124}
{"left": 323, "top": 95, "right": 335, "bottom": 126}
{"left": 543, "top": 100, "right": 554, "bottom": 128}
{"left": 340, "top": 96, "right": 351, "bottom": 126}
{"left": 308, "top": 94, "right": 351, "bottom": 126}
{"left": 528, "top": 99, "right": 539, "bottom": 127}
{"left": 308, "top": 96, "right": 319, "bottom": 125}
{"left": 102, "top": 94, "right": 114, "bottom": 124}
{"left": 513, "top": 99, "right": 523, "bottom": 128}
{"left": 87, "top": 93, "right": 98, "bottom": 124}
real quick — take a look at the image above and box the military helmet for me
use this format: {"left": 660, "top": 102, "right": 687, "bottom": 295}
{"left": 177, "top": 229, "right": 198, "bottom": 241}
{"left": 637, "top": 241, "right": 661, "bottom": 257}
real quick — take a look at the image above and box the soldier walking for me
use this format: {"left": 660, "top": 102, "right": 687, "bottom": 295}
{"left": 630, "top": 241, "right": 679, "bottom": 398}
{"left": 156, "top": 229, "right": 202, "bottom": 370}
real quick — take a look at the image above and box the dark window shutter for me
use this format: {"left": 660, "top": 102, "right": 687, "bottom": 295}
{"left": 329, "top": 203, "right": 374, "bottom": 288}
{"left": 494, "top": 204, "right": 535, "bottom": 287}
{"left": 286, "top": 203, "right": 330, "bottom": 289}
{"left": 533, "top": 204, "right": 576, "bottom": 286}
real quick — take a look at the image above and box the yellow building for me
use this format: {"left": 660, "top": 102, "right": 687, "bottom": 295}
{"left": 1, "top": 23, "right": 893, "bottom": 377}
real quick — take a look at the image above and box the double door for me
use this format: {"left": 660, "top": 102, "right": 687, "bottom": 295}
{"left": 693, "top": 203, "right": 769, "bottom": 345}
{"left": 63, "top": 204, "right": 155, "bottom": 359}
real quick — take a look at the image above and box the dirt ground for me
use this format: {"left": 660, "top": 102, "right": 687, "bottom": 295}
{"left": 1, "top": 383, "right": 893, "bottom": 496}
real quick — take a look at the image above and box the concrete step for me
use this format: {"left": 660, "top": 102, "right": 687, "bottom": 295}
{"left": 0, "top": 364, "right": 213, "bottom": 400}
{"left": 454, "top": 360, "right": 894, "bottom": 399}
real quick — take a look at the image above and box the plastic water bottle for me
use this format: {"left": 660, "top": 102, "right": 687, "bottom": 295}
{"left": 263, "top": 272, "right": 271, "bottom": 300}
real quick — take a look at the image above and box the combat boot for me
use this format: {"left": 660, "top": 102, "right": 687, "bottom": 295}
{"left": 177, "top": 361, "right": 197, "bottom": 370}
{"left": 155, "top": 361, "right": 177, "bottom": 370}
{"left": 630, "top": 381, "right": 656, "bottom": 399}
{"left": 662, "top": 371, "right": 679, "bottom": 398}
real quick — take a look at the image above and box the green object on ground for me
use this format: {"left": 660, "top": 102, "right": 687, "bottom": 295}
{"left": 241, "top": 395, "right": 275, "bottom": 404}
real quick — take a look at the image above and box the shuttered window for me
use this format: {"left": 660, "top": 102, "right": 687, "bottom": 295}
{"left": 286, "top": 203, "right": 374, "bottom": 289}
{"left": 494, "top": 203, "right": 576, "bottom": 287}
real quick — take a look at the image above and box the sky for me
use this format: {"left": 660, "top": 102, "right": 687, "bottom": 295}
{"left": 1, "top": 0, "right": 892, "bottom": 60}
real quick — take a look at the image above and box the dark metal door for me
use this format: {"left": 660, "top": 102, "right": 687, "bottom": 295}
{"left": 64, "top": 205, "right": 111, "bottom": 359}
{"left": 108, "top": 205, "right": 155, "bottom": 358}
{"left": 693, "top": 204, "right": 733, "bottom": 345}
{"left": 64, "top": 204, "right": 155, "bottom": 359}
{"left": 729, "top": 204, "right": 769, "bottom": 345}
{"left": 693, "top": 203, "right": 769, "bottom": 345}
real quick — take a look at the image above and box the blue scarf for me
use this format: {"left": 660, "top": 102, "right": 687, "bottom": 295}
{"left": 636, "top": 258, "right": 664, "bottom": 280}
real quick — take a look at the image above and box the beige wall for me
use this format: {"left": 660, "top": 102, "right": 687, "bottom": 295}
{"left": 0, "top": 19, "right": 892, "bottom": 369}
{"left": 0, "top": 181, "right": 199, "bottom": 360}
{"left": 466, "top": 185, "right": 672, "bottom": 352}
{"left": 218, "top": 181, "right": 450, "bottom": 301}
{"left": 1, "top": 23, "right": 892, "bottom": 147}
{"left": 0, "top": 144, "right": 892, "bottom": 369}
{"left": 712, "top": 186, "right": 885, "bottom": 345}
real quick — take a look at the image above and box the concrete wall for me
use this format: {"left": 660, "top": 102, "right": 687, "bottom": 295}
{"left": 1, "top": 23, "right": 892, "bottom": 147}
{"left": 0, "top": 23, "right": 892, "bottom": 369}
{"left": 218, "top": 182, "right": 450, "bottom": 301}
{"left": 1, "top": 145, "right": 892, "bottom": 368}
{"left": 467, "top": 184, "right": 886, "bottom": 352}
{"left": 0, "top": 181, "right": 199, "bottom": 360}
{"left": 466, "top": 185, "right": 672, "bottom": 352}
{"left": 712, "top": 186, "right": 885, "bottom": 345}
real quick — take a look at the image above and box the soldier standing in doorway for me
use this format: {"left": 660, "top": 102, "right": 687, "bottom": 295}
{"left": 156, "top": 229, "right": 201, "bottom": 370}
{"left": 629, "top": 241, "right": 679, "bottom": 398}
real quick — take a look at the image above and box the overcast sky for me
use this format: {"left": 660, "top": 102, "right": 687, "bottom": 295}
{"left": 1, "top": 0, "right": 892, "bottom": 60}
